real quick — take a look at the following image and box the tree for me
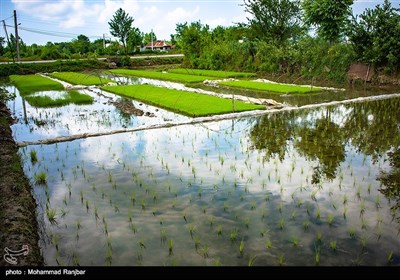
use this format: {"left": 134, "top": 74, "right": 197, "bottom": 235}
{"left": 178, "top": 21, "right": 210, "bottom": 67}
{"left": 302, "top": 0, "right": 353, "bottom": 43}
{"left": 0, "top": 37, "right": 5, "bottom": 56}
{"left": 127, "top": 27, "right": 143, "bottom": 53}
{"left": 347, "top": 0, "right": 400, "bottom": 72}
{"left": 143, "top": 30, "right": 157, "bottom": 46}
{"left": 108, "top": 8, "right": 134, "bottom": 54}
{"left": 243, "top": 0, "right": 304, "bottom": 45}
{"left": 72, "top": 34, "right": 90, "bottom": 54}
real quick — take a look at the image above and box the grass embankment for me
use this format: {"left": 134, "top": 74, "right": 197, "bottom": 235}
{"left": 219, "top": 80, "right": 323, "bottom": 94}
{"left": 9, "top": 74, "right": 64, "bottom": 96}
{"left": 49, "top": 72, "right": 113, "bottom": 86}
{"left": 103, "top": 84, "right": 264, "bottom": 117}
{"left": 168, "top": 68, "right": 256, "bottom": 78}
{"left": 0, "top": 103, "right": 43, "bottom": 266}
{"left": 0, "top": 59, "right": 108, "bottom": 77}
{"left": 24, "top": 90, "right": 93, "bottom": 107}
{"left": 109, "top": 69, "right": 217, "bottom": 84}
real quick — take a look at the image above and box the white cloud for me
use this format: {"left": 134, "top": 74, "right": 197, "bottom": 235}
{"left": 166, "top": 5, "right": 200, "bottom": 22}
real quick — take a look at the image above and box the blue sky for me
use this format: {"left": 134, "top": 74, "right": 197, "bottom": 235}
{"left": 0, "top": 0, "right": 398, "bottom": 45}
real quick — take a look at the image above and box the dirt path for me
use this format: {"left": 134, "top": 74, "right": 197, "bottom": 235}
{"left": 0, "top": 102, "right": 43, "bottom": 266}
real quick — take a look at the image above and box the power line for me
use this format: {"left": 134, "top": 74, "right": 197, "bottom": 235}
{"left": 6, "top": 24, "right": 103, "bottom": 39}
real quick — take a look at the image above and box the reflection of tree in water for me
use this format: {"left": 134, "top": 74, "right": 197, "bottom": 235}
{"left": 343, "top": 98, "right": 400, "bottom": 162}
{"left": 295, "top": 109, "right": 345, "bottom": 184}
{"left": 378, "top": 147, "right": 400, "bottom": 221}
{"left": 249, "top": 111, "right": 297, "bottom": 161}
{"left": 248, "top": 98, "right": 400, "bottom": 186}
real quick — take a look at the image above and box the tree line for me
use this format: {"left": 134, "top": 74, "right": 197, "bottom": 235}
{"left": 0, "top": 0, "right": 399, "bottom": 82}
{"left": 174, "top": 0, "right": 399, "bottom": 81}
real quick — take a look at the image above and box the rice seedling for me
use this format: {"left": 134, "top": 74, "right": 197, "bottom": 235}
{"left": 85, "top": 199, "right": 90, "bottom": 212}
{"left": 265, "top": 239, "right": 272, "bottom": 249}
{"left": 168, "top": 239, "right": 174, "bottom": 256}
{"left": 138, "top": 239, "right": 146, "bottom": 250}
{"left": 46, "top": 208, "right": 57, "bottom": 225}
{"left": 361, "top": 217, "right": 368, "bottom": 230}
{"left": 360, "top": 236, "right": 367, "bottom": 249}
{"left": 216, "top": 225, "right": 223, "bottom": 237}
{"left": 315, "top": 246, "right": 320, "bottom": 266}
{"left": 34, "top": 171, "right": 47, "bottom": 185}
{"left": 200, "top": 245, "right": 209, "bottom": 258}
{"left": 52, "top": 233, "right": 60, "bottom": 251}
{"left": 387, "top": 251, "right": 393, "bottom": 264}
{"left": 349, "top": 228, "right": 357, "bottom": 239}
{"left": 291, "top": 237, "right": 299, "bottom": 247}
{"left": 141, "top": 199, "right": 146, "bottom": 210}
{"left": 375, "top": 195, "right": 381, "bottom": 208}
{"left": 250, "top": 201, "right": 256, "bottom": 210}
{"left": 328, "top": 213, "right": 334, "bottom": 226}
{"left": 105, "top": 247, "right": 112, "bottom": 266}
{"left": 194, "top": 236, "right": 201, "bottom": 251}
{"left": 60, "top": 208, "right": 68, "bottom": 218}
{"left": 278, "top": 202, "right": 283, "bottom": 213}
{"left": 230, "top": 228, "right": 238, "bottom": 242}
{"left": 71, "top": 251, "right": 80, "bottom": 266}
{"left": 243, "top": 217, "right": 250, "bottom": 229}
{"left": 291, "top": 210, "right": 297, "bottom": 221}
{"left": 343, "top": 207, "right": 347, "bottom": 220}
{"left": 360, "top": 200, "right": 366, "bottom": 216}
{"left": 277, "top": 254, "right": 285, "bottom": 266}
{"left": 316, "top": 232, "right": 323, "bottom": 244}
{"left": 80, "top": 190, "right": 83, "bottom": 204}
{"left": 239, "top": 240, "right": 245, "bottom": 256}
{"left": 212, "top": 258, "right": 221, "bottom": 266}
{"left": 188, "top": 224, "right": 196, "bottom": 238}
{"left": 30, "top": 149, "right": 38, "bottom": 164}
{"left": 248, "top": 256, "right": 257, "bottom": 266}
{"left": 223, "top": 202, "right": 229, "bottom": 212}
{"left": 329, "top": 240, "right": 337, "bottom": 251}
{"left": 278, "top": 218, "right": 285, "bottom": 230}
{"left": 356, "top": 185, "right": 361, "bottom": 200}
{"left": 207, "top": 216, "right": 215, "bottom": 227}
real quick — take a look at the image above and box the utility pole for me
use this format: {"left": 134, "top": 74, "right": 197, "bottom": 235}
{"left": 151, "top": 29, "right": 153, "bottom": 51}
{"left": 13, "top": 10, "right": 20, "bottom": 62}
{"left": 2, "top": 20, "right": 15, "bottom": 63}
{"left": 103, "top": 33, "right": 106, "bottom": 49}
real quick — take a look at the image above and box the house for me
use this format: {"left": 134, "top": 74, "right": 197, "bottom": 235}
{"left": 142, "top": 40, "right": 172, "bottom": 52}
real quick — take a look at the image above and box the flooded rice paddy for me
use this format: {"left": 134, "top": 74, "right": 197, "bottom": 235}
{"left": 4, "top": 77, "right": 400, "bottom": 266}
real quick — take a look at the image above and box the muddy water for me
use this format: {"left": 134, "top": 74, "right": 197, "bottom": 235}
{"left": 4, "top": 80, "right": 400, "bottom": 266}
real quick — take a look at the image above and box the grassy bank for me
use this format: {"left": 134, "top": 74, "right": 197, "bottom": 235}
{"left": 49, "top": 72, "right": 113, "bottom": 86}
{"left": 0, "top": 102, "right": 43, "bottom": 266}
{"left": 109, "top": 69, "right": 217, "bottom": 84}
{"left": 24, "top": 90, "right": 93, "bottom": 107}
{"left": 168, "top": 68, "right": 256, "bottom": 78}
{"left": 9, "top": 74, "right": 64, "bottom": 96}
{"left": 0, "top": 59, "right": 108, "bottom": 77}
{"left": 219, "top": 80, "right": 323, "bottom": 94}
{"left": 103, "top": 84, "right": 264, "bottom": 117}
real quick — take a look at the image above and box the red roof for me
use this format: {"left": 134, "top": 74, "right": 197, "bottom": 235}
{"left": 144, "top": 40, "right": 171, "bottom": 48}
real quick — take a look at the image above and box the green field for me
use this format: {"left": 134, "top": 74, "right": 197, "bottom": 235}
{"left": 10, "top": 74, "right": 64, "bottom": 96}
{"left": 49, "top": 72, "right": 113, "bottom": 86}
{"left": 103, "top": 84, "right": 264, "bottom": 117}
{"left": 109, "top": 69, "right": 217, "bottom": 84}
{"left": 24, "top": 90, "right": 93, "bottom": 107}
{"left": 168, "top": 68, "right": 256, "bottom": 78}
{"left": 219, "top": 80, "right": 322, "bottom": 94}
